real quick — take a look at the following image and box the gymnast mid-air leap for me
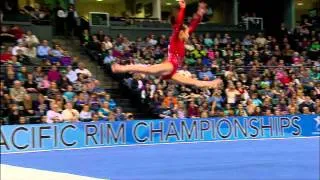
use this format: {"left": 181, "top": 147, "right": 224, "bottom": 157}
{"left": 112, "top": 0, "right": 222, "bottom": 89}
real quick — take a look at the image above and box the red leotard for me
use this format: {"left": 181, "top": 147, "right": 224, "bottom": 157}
{"left": 162, "top": 8, "right": 202, "bottom": 80}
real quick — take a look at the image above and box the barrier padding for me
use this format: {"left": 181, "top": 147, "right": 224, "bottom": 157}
{"left": 1, "top": 115, "right": 319, "bottom": 153}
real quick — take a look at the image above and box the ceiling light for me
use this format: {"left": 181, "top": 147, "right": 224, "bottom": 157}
{"left": 166, "top": 2, "right": 172, "bottom": 6}
{"left": 97, "top": 0, "right": 103, "bottom": 1}
{"left": 297, "top": 0, "right": 303, "bottom": 6}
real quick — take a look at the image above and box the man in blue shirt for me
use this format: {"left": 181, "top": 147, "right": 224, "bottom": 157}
{"left": 37, "top": 40, "right": 51, "bottom": 59}
{"left": 198, "top": 66, "right": 215, "bottom": 81}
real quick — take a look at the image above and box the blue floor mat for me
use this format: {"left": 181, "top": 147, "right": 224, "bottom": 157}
{"left": 1, "top": 137, "right": 319, "bottom": 180}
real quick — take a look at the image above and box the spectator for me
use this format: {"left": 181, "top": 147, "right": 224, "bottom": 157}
{"left": 187, "top": 101, "right": 199, "bottom": 118}
{"left": 7, "top": 104, "right": 23, "bottom": 124}
{"left": 24, "top": 73, "right": 38, "bottom": 93}
{"left": 225, "top": 82, "right": 240, "bottom": 106}
{"left": 22, "top": 94, "right": 36, "bottom": 116}
{"left": 10, "top": 80, "right": 27, "bottom": 104}
{"left": 34, "top": 94, "right": 50, "bottom": 116}
{"left": 80, "top": 29, "right": 90, "bottom": 46}
{"left": 24, "top": 30, "right": 40, "bottom": 47}
{"left": 18, "top": 116, "right": 27, "bottom": 124}
{"left": 75, "top": 62, "right": 92, "bottom": 77}
{"left": 46, "top": 103, "right": 63, "bottom": 123}
{"left": 198, "top": 66, "right": 215, "bottom": 81}
{"left": 66, "top": 65, "right": 78, "bottom": 83}
{"left": 162, "top": 91, "right": 178, "bottom": 109}
{"left": 63, "top": 85, "right": 76, "bottom": 102}
{"left": 66, "top": 4, "right": 79, "bottom": 37}
{"left": 79, "top": 104, "right": 92, "bottom": 122}
{"left": 37, "top": 40, "right": 51, "bottom": 59}
{"left": 47, "top": 65, "right": 61, "bottom": 82}
{"left": 12, "top": 42, "right": 27, "bottom": 55}
{"left": 115, "top": 107, "right": 126, "bottom": 121}
{"left": 62, "top": 102, "right": 80, "bottom": 122}
{"left": 98, "top": 101, "right": 110, "bottom": 120}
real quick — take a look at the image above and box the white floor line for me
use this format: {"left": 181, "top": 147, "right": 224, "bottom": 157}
{"left": 0, "top": 164, "right": 108, "bottom": 180}
{"left": 1, "top": 136, "right": 319, "bottom": 155}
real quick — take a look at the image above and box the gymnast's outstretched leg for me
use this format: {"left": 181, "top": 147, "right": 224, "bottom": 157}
{"left": 112, "top": 62, "right": 173, "bottom": 76}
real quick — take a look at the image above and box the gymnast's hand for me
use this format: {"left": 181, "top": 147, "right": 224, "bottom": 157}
{"left": 197, "top": 1, "right": 207, "bottom": 16}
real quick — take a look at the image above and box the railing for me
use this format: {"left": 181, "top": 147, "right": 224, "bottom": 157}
{"left": 243, "top": 17, "right": 264, "bottom": 31}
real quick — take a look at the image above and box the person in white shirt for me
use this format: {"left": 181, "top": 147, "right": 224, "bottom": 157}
{"left": 102, "top": 36, "right": 113, "bottom": 50}
{"left": 46, "top": 103, "right": 63, "bottom": 123}
{"left": 79, "top": 104, "right": 92, "bottom": 122}
{"left": 12, "top": 42, "right": 27, "bottom": 55}
{"left": 62, "top": 102, "right": 80, "bottom": 122}
{"left": 25, "top": 30, "right": 40, "bottom": 46}
{"left": 66, "top": 65, "right": 78, "bottom": 83}
{"left": 75, "top": 63, "right": 92, "bottom": 77}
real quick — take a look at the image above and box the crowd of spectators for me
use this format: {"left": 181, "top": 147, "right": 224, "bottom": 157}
{"left": 83, "top": 18, "right": 319, "bottom": 119}
{"left": 0, "top": 25, "right": 131, "bottom": 125}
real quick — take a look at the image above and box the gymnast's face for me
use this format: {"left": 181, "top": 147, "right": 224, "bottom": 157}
{"left": 179, "top": 25, "right": 189, "bottom": 41}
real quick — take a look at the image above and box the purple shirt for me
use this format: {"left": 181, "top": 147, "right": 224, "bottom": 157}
{"left": 48, "top": 70, "right": 61, "bottom": 82}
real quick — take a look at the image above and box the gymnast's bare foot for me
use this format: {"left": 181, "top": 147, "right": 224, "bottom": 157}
{"left": 111, "top": 63, "right": 125, "bottom": 73}
{"left": 199, "top": 78, "right": 223, "bottom": 89}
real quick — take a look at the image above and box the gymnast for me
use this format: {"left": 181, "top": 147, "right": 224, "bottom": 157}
{"left": 112, "top": 0, "right": 222, "bottom": 89}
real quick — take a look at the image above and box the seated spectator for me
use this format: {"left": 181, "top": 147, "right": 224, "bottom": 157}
{"left": 299, "top": 96, "right": 315, "bottom": 113}
{"left": 12, "top": 42, "right": 27, "bottom": 56}
{"left": 59, "top": 75, "right": 71, "bottom": 92}
{"left": 75, "top": 62, "right": 92, "bottom": 77}
{"left": 103, "top": 53, "right": 116, "bottom": 64}
{"left": 37, "top": 40, "right": 51, "bottom": 59}
{"left": 115, "top": 107, "right": 126, "bottom": 121}
{"left": 18, "top": 116, "right": 28, "bottom": 124}
{"left": 162, "top": 91, "right": 178, "bottom": 109}
{"left": 17, "top": 66, "right": 28, "bottom": 82}
{"left": 174, "top": 101, "right": 187, "bottom": 119}
{"left": 46, "top": 103, "right": 63, "bottom": 123}
{"left": 79, "top": 104, "right": 92, "bottom": 122}
{"left": 0, "top": 26, "right": 16, "bottom": 43}
{"left": 91, "top": 112, "right": 100, "bottom": 122}
{"left": 47, "top": 65, "right": 61, "bottom": 82}
{"left": 48, "top": 44, "right": 64, "bottom": 64}
{"left": 24, "top": 73, "right": 38, "bottom": 93}
{"left": 0, "top": 46, "right": 13, "bottom": 63}
{"left": 38, "top": 74, "right": 50, "bottom": 93}
{"left": 204, "top": 33, "right": 214, "bottom": 47}
{"left": 34, "top": 94, "right": 50, "bottom": 116}
{"left": 98, "top": 101, "right": 110, "bottom": 120}
{"left": 16, "top": 49, "right": 32, "bottom": 65}
{"left": 10, "top": 80, "right": 27, "bottom": 104}
{"left": 63, "top": 85, "right": 76, "bottom": 102}
{"left": 187, "top": 101, "right": 200, "bottom": 118}
{"left": 22, "top": 94, "right": 36, "bottom": 116}
{"left": 208, "top": 89, "right": 224, "bottom": 110}
{"left": 8, "top": 25, "right": 24, "bottom": 40}
{"left": 24, "top": 30, "right": 40, "bottom": 47}
{"left": 66, "top": 65, "right": 78, "bottom": 83}
{"left": 86, "top": 35, "right": 101, "bottom": 52}
{"left": 7, "top": 104, "right": 23, "bottom": 125}
{"left": 102, "top": 94, "right": 116, "bottom": 110}
{"left": 62, "top": 102, "right": 80, "bottom": 122}
{"left": 198, "top": 66, "right": 215, "bottom": 81}
{"left": 80, "top": 29, "right": 90, "bottom": 46}
{"left": 47, "top": 81, "right": 61, "bottom": 100}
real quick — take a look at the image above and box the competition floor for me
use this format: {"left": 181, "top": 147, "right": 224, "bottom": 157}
{"left": 1, "top": 137, "right": 319, "bottom": 180}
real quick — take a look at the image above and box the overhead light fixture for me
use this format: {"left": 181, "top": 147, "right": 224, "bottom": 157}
{"left": 97, "top": 0, "right": 103, "bottom": 1}
{"left": 297, "top": 0, "right": 303, "bottom": 6}
{"left": 166, "top": 2, "right": 172, "bottom": 6}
